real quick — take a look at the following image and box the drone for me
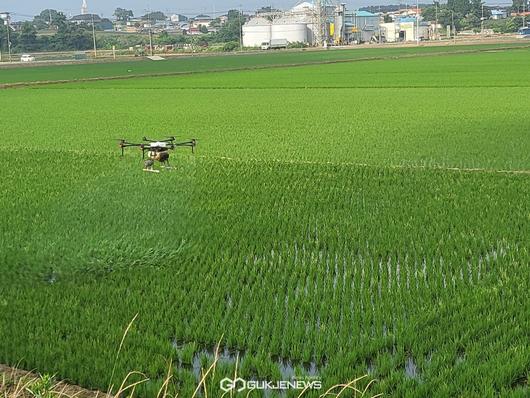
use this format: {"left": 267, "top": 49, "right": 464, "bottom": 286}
{"left": 118, "top": 136, "right": 197, "bottom": 172}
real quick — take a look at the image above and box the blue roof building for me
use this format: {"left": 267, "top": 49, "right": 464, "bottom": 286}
{"left": 343, "top": 10, "right": 381, "bottom": 43}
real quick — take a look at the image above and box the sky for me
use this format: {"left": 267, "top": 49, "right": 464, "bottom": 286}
{"left": 4, "top": 0, "right": 512, "bottom": 20}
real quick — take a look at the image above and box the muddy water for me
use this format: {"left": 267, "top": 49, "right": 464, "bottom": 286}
{"left": 405, "top": 357, "right": 419, "bottom": 380}
{"left": 172, "top": 342, "right": 323, "bottom": 381}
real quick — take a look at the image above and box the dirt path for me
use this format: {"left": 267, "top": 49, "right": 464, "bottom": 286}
{"left": 0, "top": 364, "right": 110, "bottom": 398}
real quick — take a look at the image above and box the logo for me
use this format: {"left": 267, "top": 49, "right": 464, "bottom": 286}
{"left": 220, "top": 377, "right": 247, "bottom": 392}
{"left": 220, "top": 377, "right": 322, "bottom": 392}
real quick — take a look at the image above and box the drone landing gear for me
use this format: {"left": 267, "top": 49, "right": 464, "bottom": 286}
{"left": 161, "top": 161, "right": 173, "bottom": 170}
{"left": 143, "top": 158, "right": 172, "bottom": 173}
{"left": 143, "top": 159, "right": 160, "bottom": 173}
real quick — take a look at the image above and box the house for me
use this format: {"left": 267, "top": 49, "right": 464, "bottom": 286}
{"left": 510, "top": 11, "right": 530, "bottom": 17}
{"left": 187, "top": 27, "right": 204, "bottom": 35}
{"left": 191, "top": 14, "right": 213, "bottom": 29}
{"left": 170, "top": 14, "right": 188, "bottom": 22}
{"left": 490, "top": 9, "right": 507, "bottom": 20}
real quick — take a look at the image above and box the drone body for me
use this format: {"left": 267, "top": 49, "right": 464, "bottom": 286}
{"left": 118, "top": 136, "right": 197, "bottom": 172}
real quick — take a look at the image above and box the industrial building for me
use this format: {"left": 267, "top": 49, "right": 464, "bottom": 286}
{"left": 243, "top": 1, "right": 382, "bottom": 47}
{"left": 242, "top": 2, "right": 319, "bottom": 47}
{"left": 243, "top": 0, "right": 446, "bottom": 46}
{"left": 339, "top": 10, "right": 381, "bottom": 43}
{"left": 380, "top": 17, "right": 430, "bottom": 42}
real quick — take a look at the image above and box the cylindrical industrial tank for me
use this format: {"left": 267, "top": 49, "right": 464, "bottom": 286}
{"left": 242, "top": 17, "right": 272, "bottom": 47}
{"left": 271, "top": 23, "right": 307, "bottom": 43}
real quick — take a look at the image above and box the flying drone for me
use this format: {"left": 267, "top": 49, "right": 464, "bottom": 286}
{"left": 118, "top": 136, "right": 197, "bottom": 172}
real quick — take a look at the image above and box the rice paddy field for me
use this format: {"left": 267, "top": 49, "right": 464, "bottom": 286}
{"left": 0, "top": 41, "right": 528, "bottom": 85}
{"left": 0, "top": 45, "right": 529, "bottom": 397}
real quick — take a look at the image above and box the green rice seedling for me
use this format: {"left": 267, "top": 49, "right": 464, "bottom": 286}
{"left": 0, "top": 46, "right": 529, "bottom": 397}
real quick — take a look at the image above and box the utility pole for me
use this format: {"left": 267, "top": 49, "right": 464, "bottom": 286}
{"left": 435, "top": 1, "right": 438, "bottom": 40}
{"left": 5, "top": 13, "right": 11, "bottom": 62}
{"left": 148, "top": 8, "right": 153, "bottom": 56}
{"left": 238, "top": 5, "right": 243, "bottom": 51}
{"left": 315, "top": 0, "right": 323, "bottom": 46}
{"left": 91, "top": 13, "right": 98, "bottom": 58}
{"left": 451, "top": 10, "right": 456, "bottom": 44}
{"left": 481, "top": 2, "right": 484, "bottom": 34}
{"left": 415, "top": 2, "right": 419, "bottom": 44}
{"left": 376, "top": 6, "right": 384, "bottom": 44}
{"left": 523, "top": 0, "right": 526, "bottom": 28}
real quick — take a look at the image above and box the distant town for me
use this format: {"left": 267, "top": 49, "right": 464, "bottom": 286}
{"left": 0, "top": 0, "right": 529, "bottom": 59}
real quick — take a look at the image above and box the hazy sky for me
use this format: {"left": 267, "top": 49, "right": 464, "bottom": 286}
{"left": 4, "top": 0, "right": 323, "bottom": 18}
{"left": 5, "top": 0, "right": 510, "bottom": 19}
{"left": 3, "top": 0, "right": 419, "bottom": 19}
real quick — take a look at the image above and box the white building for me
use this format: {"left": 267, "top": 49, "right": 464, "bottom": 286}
{"left": 380, "top": 17, "right": 429, "bottom": 42}
{"left": 190, "top": 14, "right": 213, "bottom": 29}
{"left": 491, "top": 9, "right": 507, "bottom": 20}
{"left": 170, "top": 14, "right": 188, "bottom": 23}
{"left": 243, "top": 2, "right": 318, "bottom": 47}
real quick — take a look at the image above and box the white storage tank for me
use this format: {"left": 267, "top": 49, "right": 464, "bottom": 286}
{"left": 271, "top": 22, "right": 307, "bottom": 43}
{"left": 242, "top": 17, "right": 272, "bottom": 47}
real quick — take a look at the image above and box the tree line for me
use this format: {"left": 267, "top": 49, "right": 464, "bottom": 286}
{"left": 419, "top": 0, "right": 526, "bottom": 32}
{"left": 0, "top": 8, "right": 246, "bottom": 54}
{"left": 1, "top": 10, "right": 95, "bottom": 53}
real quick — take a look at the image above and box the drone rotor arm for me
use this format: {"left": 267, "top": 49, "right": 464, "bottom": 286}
{"left": 174, "top": 141, "right": 196, "bottom": 147}
{"left": 173, "top": 139, "right": 197, "bottom": 153}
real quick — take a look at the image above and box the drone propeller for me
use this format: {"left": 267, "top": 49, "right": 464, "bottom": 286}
{"left": 118, "top": 136, "right": 198, "bottom": 159}
{"left": 173, "top": 139, "right": 198, "bottom": 153}
{"left": 117, "top": 139, "right": 146, "bottom": 156}
{"left": 143, "top": 136, "right": 176, "bottom": 143}
{"left": 117, "top": 139, "right": 127, "bottom": 156}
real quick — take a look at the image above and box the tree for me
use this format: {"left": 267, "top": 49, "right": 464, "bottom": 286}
{"left": 192, "top": 36, "right": 209, "bottom": 47}
{"left": 512, "top": 0, "right": 528, "bottom": 13}
{"left": 223, "top": 41, "right": 239, "bottom": 51}
{"left": 422, "top": 0, "right": 488, "bottom": 31}
{"left": 461, "top": 13, "right": 480, "bottom": 29}
{"left": 422, "top": 4, "right": 454, "bottom": 27}
{"left": 227, "top": 9, "right": 242, "bottom": 21}
{"left": 214, "top": 10, "right": 244, "bottom": 42}
{"left": 142, "top": 11, "right": 166, "bottom": 22}
{"left": 0, "top": 17, "right": 6, "bottom": 52}
{"left": 114, "top": 8, "right": 134, "bottom": 22}
{"left": 17, "top": 22, "right": 38, "bottom": 51}
{"left": 33, "top": 9, "right": 66, "bottom": 30}
{"left": 199, "top": 24, "right": 209, "bottom": 34}
{"left": 447, "top": 0, "right": 472, "bottom": 16}
{"left": 50, "top": 23, "right": 91, "bottom": 51}
{"left": 210, "top": 18, "right": 222, "bottom": 28}
{"left": 157, "top": 31, "right": 174, "bottom": 45}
